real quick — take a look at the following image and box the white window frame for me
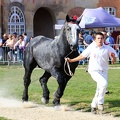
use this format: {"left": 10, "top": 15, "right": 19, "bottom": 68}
{"left": 8, "top": 6, "right": 25, "bottom": 35}
{"left": 104, "top": 7, "right": 116, "bottom": 32}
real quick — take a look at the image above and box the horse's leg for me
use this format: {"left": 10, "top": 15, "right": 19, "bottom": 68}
{"left": 51, "top": 68, "right": 70, "bottom": 106}
{"left": 53, "top": 78, "right": 69, "bottom": 106}
{"left": 22, "top": 60, "right": 37, "bottom": 101}
{"left": 39, "top": 71, "right": 51, "bottom": 104}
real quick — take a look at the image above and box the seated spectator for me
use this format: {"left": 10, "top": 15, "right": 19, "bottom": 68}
{"left": 14, "top": 35, "right": 25, "bottom": 62}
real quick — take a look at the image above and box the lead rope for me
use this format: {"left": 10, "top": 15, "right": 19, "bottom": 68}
{"left": 64, "top": 50, "right": 74, "bottom": 76}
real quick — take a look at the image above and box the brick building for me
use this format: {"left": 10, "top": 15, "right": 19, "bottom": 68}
{"left": 0, "top": 0, "right": 120, "bottom": 40}
{"left": 98, "top": 0, "right": 120, "bottom": 40}
{"left": 0, "top": 0, "right": 98, "bottom": 38}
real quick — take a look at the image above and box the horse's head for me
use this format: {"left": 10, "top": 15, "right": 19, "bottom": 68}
{"left": 64, "top": 15, "right": 81, "bottom": 50}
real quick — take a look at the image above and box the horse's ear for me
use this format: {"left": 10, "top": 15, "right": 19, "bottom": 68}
{"left": 66, "top": 15, "right": 70, "bottom": 22}
{"left": 76, "top": 15, "right": 83, "bottom": 24}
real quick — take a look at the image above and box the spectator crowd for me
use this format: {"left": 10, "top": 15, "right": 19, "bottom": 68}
{"left": 0, "top": 29, "right": 120, "bottom": 64}
{"left": 77, "top": 30, "right": 120, "bottom": 65}
{"left": 0, "top": 32, "right": 33, "bottom": 63}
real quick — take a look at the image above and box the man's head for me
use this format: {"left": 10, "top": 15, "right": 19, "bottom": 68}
{"left": 13, "top": 32, "right": 17, "bottom": 38}
{"left": 94, "top": 32, "right": 104, "bottom": 47}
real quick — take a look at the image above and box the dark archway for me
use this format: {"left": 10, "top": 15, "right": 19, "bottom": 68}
{"left": 34, "top": 7, "right": 55, "bottom": 38}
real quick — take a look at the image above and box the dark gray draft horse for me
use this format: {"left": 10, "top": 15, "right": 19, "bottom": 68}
{"left": 22, "top": 15, "right": 80, "bottom": 106}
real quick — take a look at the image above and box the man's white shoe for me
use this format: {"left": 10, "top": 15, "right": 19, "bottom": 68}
{"left": 98, "top": 104, "right": 104, "bottom": 111}
{"left": 98, "top": 104, "right": 104, "bottom": 114}
{"left": 91, "top": 107, "right": 97, "bottom": 114}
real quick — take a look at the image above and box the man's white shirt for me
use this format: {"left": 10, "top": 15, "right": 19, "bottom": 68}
{"left": 81, "top": 41, "right": 118, "bottom": 72}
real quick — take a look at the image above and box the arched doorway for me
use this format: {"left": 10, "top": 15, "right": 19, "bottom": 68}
{"left": 34, "top": 7, "right": 55, "bottom": 38}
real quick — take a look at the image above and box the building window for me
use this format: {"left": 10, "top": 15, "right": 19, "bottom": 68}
{"left": 8, "top": 6, "right": 25, "bottom": 35}
{"left": 104, "top": 7, "right": 116, "bottom": 32}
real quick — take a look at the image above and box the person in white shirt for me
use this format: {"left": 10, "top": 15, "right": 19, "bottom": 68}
{"left": 65, "top": 32, "right": 118, "bottom": 114}
{"left": 22, "top": 32, "right": 29, "bottom": 47}
{"left": 14, "top": 35, "right": 25, "bottom": 62}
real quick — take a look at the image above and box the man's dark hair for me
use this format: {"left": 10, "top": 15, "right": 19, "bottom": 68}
{"left": 95, "top": 32, "right": 104, "bottom": 38}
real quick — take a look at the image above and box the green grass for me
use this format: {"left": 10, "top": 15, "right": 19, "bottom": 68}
{"left": 0, "top": 117, "right": 11, "bottom": 120}
{"left": 0, "top": 65, "right": 120, "bottom": 117}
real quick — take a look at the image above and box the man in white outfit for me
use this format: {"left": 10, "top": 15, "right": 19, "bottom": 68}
{"left": 65, "top": 32, "right": 118, "bottom": 114}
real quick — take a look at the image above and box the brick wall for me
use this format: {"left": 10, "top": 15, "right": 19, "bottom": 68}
{"left": 98, "top": 0, "right": 120, "bottom": 17}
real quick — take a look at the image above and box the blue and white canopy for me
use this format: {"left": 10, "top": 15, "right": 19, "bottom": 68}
{"left": 79, "top": 7, "right": 120, "bottom": 28}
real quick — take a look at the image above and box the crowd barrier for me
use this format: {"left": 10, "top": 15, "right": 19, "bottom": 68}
{"left": 0, "top": 46, "right": 23, "bottom": 65}
{"left": 0, "top": 44, "right": 120, "bottom": 65}
{"left": 77, "top": 44, "right": 120, "bottom": 65}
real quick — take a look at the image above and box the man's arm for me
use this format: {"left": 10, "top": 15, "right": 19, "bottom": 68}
{"left": 65, "top": 54, "right": 86, "bottom": 63}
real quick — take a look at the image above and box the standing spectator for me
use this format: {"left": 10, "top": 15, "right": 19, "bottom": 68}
{"left": 83, "top": 31, "right": 94, "bottom": 46}
{"left": 2, "top": 33, "right": 8, "bottom": 61}
{"left": 6, "top": 34, "right": 14, "bottom": 61}
{"left": 78, "top": 32, "right": 85, "bottom": 64}
{"left": 65, "top": 32, "right": 118, "bottom": 114}
{"left": 101, "top": 30, "right": 108, "bottom": 45}
{"left": 106, "top": 32, "right": 114, "bottom": 45}
{"left": 106, "top": 32, "right": 115, "bottom": 64}
{"left": 83, "top": 31, "right": 96, "bottom": 66}
{"left": 2, "top": 33, "right": 8, "bottom": 46}
{"left": 30, "top": 36, "right": 33, "bottom": 41}
{"left": 22, "top": 32, "right": 29, "bottom": 47}
{"left": 116, "top": 35, "right": 120, "bottom": 63}
{"left": 83, "top": 31, "right": 88, "bottom": 40}
{"left": 78, "top": 32, "right": 84, "bottom": 53}
{"left": 14, "top": 35, "right": 25, "bottom": 62}
{"left": 12, "top": 32, "right": 18, "bottom": 44}
{"left": 0, "top": 38, "right": 3, "bottom": 60}
{"left": 12, "top": 32, "right": 18, "bottom": 62}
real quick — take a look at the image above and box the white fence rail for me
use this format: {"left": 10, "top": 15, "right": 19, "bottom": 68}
{"left": 0, "top": 46, "right": 23, "bottom": 65}
{"left": 0, "top": 44, "right": 120, "bottom": 65}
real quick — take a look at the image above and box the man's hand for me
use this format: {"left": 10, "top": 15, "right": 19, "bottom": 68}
{"left": 110, "top": 52, "right": 116, "bottom": 64}
{"left": 65, "top": 58, "right": 71, "bottom": 62}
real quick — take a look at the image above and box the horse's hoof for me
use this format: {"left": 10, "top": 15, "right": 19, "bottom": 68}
{"left": 53, "top": 98, "right": 60, "bottom": 106}
{"left": 54, "top": 105, "right": 61, "bottom": 111}
{"left": 22, "top": 98, "right": 28, "bottom": 102}
{"left": 41, "top": 97, "right": 49, "bottom": 104}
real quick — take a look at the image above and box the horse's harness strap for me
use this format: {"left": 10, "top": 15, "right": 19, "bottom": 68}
{"left": 64, "top": 50, "right": 74, "bottom": 76}
{"left": 64, "top": 60, "right": 73, "bottom": 76}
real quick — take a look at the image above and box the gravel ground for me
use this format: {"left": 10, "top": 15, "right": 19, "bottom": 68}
{"left": 0, "top": 98, "right": 120, "bottom": 120}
